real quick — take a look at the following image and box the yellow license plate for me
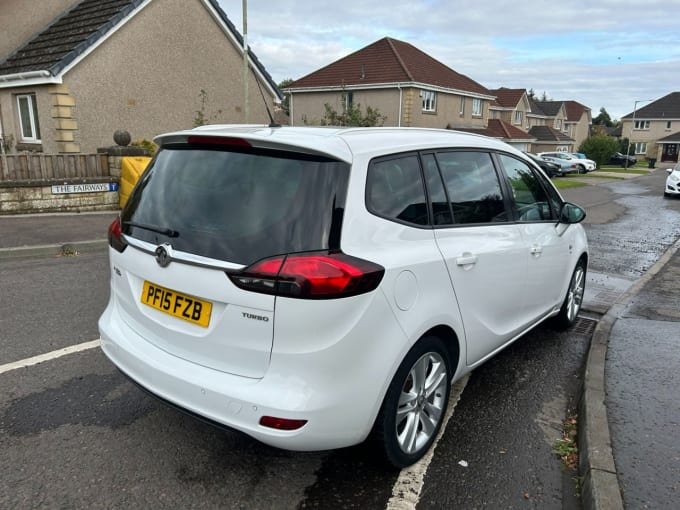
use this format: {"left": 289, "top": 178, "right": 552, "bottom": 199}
{"left": 140, "top": 281, "right": 212, "bottom": 328}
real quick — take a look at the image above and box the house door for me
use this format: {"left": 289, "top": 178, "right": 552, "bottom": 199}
{"left": 662, "top": 144, "right": 678, "bottom": 163}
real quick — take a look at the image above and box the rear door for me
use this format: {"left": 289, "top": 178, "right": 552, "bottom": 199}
{"left": 428, "top": 151, "right": 529, "bottom": 366}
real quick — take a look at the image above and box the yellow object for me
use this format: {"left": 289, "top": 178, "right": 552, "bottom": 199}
{"left": 119, "top": 156, "right": 151, "bottom": 208}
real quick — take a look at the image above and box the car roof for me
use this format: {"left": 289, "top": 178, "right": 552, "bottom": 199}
{"left": 154, "top": 124, "right": 525, "bottom": 163}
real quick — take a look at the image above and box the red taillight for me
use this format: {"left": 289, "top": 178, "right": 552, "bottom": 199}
{"left": 108, "top": 217, "right": 127, "bottom": 253}
{"left": 187, "top": 136, "right": 251, "bottom": 147}
{"left": 259, "top": 416, "right": 308, "bottom": 431}
{"left": 228, "top": 252, "right": 384, "bottom": 299}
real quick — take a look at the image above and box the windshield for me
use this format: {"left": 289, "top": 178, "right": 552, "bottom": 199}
{"left": 121, "top": 145, "right": 350, "bottom": 265}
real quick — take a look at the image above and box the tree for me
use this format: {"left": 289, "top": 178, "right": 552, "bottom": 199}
{"left": 578, "top": 135, "right": 619, "bottom": 168}
{"left": 319, "top": 100, "right": 387, "bottom": 127}
{"left": 277, "top": 78, "right": 293, "bottom": 116}
{"left": 593, "top": 107, "right": 614, "bottom": 127}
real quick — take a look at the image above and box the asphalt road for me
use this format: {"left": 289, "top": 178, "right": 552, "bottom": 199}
{"left": 2, "top": 168, "right": 677, "bottom": 509}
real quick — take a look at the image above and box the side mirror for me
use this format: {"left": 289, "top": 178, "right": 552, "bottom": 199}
{"left": 667, "top": 168, "right": 673, "bottom": 174}
{"left": 559, "top": 202, "right": 586, "bottom": 224}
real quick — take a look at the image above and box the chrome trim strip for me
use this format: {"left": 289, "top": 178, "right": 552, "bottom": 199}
{"left": 123, "top": 235, "right": 244, "bottom": 271}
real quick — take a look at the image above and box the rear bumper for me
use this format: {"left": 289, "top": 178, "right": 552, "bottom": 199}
{"left": 98, "top": 290, "right": 403, "bottom": 451}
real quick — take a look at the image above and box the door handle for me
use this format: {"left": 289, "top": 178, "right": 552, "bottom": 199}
{"left": 530, "top": 245, "right": 543, "bottom": 255}
{"left": 456, "top": 253, "right": 478, "bottom": 266}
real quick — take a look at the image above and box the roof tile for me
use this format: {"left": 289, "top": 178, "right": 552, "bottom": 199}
{"left": 289, "top": 37, "right": 491, "bottom": 96}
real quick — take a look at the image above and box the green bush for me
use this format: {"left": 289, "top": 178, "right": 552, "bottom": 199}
{"left": 130, "top": 138, "right": 158, "bottom": 156}
{"left": 578, "top": 135, "right": 619, "bottom": 168}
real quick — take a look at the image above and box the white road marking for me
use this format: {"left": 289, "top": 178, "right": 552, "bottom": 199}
{"left": 386, "top": 374, "right": 470, "bottom": 510}
{"left": 0, "top": 339, "right": 101, "bottom": 375}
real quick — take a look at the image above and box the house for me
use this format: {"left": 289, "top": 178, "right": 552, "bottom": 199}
{"left": 620, "top": 92, "right": 680, "bottom": 163}
{"left": 0, "top": 0, "right": 282, "bottom": 155}
{"left": 488, "top": 90, "right": 591, "bottom": 153}
{"left": 563, "top": 101, "right": 592, "bottom": 149}
{"left": 285, "top": 37, "right": 495, "bottom": 130}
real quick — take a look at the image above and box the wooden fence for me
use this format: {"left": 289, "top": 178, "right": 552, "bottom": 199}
{"left": 0, "top": 153, "right": 110, "bottom": 181}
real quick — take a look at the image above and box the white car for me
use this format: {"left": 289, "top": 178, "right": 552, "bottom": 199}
{"left": 665, "top": 163, "right": 680, "bottom": 197}
{"left": 538, "top": 152, "right": 595, "bottom": 173}
{"left": 99, "top": 125, "right": 588, "bottom": 468}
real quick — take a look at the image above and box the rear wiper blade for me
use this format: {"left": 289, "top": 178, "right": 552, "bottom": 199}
{"left": 123, "top": 220, "right": 179, "bottom": 238}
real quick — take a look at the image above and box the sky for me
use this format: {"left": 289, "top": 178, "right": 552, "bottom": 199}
{"left": 216, "top": 0, "right": 680, "bottom": 121}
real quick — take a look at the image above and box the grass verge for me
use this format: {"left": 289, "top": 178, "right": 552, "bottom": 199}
{"left": 552, "top": 179, "right": 589, "bottom": 189}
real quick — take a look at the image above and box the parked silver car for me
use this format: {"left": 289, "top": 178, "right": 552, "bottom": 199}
{"left": 538, "top": 152, "right": 594, "bottom": 173}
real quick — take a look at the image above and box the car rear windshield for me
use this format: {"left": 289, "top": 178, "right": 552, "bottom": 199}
{"left": 121, "top": 145, "right": 350, "bottom": 265}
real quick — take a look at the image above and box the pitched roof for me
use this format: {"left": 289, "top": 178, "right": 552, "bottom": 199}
{"left": 658, "top": 131, "right": 680, "bottom": 143}
{"left": 528, "top": 125, "right": 574, "bottom": 143}
{"left": 0, "top": 0, "right": 144, "bottom": 76}
{"left": 563, "top": 100, "right": 590, "bottom": 122}
{"left": 533, "top": 100, "right": 564, "bottom": 117}
{"left": 489, "top": 88, "right": 526, "bottom": 109}
{"left": 288, "top": 37, "right": 492, "bottom": 97}
{"left": 527, "top": 97, "right": 549, "bottom": 117}
{"left": 455, "top": 119, "right": 535, "bottom": 141}
{"left": 622, "top": 92, "right": 680, "bottom": 119}
{"left": 0, "top": 0, "right": 282, "bottom": 99}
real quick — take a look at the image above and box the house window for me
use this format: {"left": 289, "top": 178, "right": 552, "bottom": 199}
{"left": 634, "top": 120, "right": 650, "bottom": 130}
{"left": 634, "top": 142, "right": 647, "bottom": 155}
{"left": 666, "top": 121, "right": 672, "bottom": 130}
{"left": 17, "top": 94, "right": 41, "bottom": 142}
{"left": 472, "top": 98, "right": 482, "bottom": 116}
{"left": 422, "top": 91, "right": 436, "bottom": 112}
{"left": 459, "top": 97, "right": 465, "bottom": 116}
{"left": 555, "top": 119, "right": 562, "bottom": 130}
{"left": 343, "top": 92, "right": 354, "bottom": 111}
{"left": 513, "top": 111, "right": 522, "bottom": 125}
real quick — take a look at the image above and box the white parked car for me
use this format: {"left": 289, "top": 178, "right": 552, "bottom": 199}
{"left": 99, "top": 126, "right": 588, "bottom": 468}
{"left": 665, "top": 163, "right": 680, "bottom": 197}
{"left": 538, "top": 152, "right": 595, "bottom": 173}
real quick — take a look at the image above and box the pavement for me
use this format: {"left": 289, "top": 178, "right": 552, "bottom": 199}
{"left": 0, "top": 170, "right": 678, "bottom": 509}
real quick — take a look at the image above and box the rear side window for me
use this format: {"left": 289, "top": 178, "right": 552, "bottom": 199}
{"left": 121, "top": 146, "right": 349, "bottom": 265}
{"left": 366, "top": 154, "right": 428, "bottom": 226}
{"left": 436, "top": 151, "right": 508, "bottom": 224}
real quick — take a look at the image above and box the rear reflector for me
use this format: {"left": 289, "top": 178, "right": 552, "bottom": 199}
{"left": 228, "top": 252, "right": 384, "bottom": 299}
{"left": 187, "top": 136, "right": 251, "bottom": 147}
{"left": 259, "top": 416, "right": 308, "bottom": 431}
{"left": 108, "top": 217, "right": 127, "bottom": 253}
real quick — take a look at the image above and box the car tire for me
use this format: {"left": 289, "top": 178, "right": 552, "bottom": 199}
{"left": 552, "top": 260, "right": 586, "bottom": 330}
{"left": 578, "top": 165, "right": 586, "bottom": 174}
{"left": 371, "top": 336, "right": 451, "bottom": 469}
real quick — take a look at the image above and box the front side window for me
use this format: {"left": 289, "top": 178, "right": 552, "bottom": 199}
{"left": 634, "top": 120, "right": 650, "bottom": 130}
{"left": 472, "top": 98, "right": 482, "bottom": 116}
{"left": 555, "top": 119, "right": 562, "bottom": 130}
{"left": 634, "top": 142, "right": 647, "bottom": 155}
{"left": 436, "top": 151, "right": 507, "bottom": 224}
{"left": 422, "top": 91, "right": 436, "bottom": 112}
{"left": 366, "top": 154, "right": 428, "bottom": 226}
{"left": 498, "top": 154, "right": 557, "bottom": 222}
{"left": 17, "top": 94, "right": 41, "bottom": 142}
{"left": 514, "top": 110, "right": 523, "bottom": 125}
{"left": 666, "top": 121, "right": 672, "bottom": 130}
{"left": 459, "top": 97, "right": 465, "bottom": 116}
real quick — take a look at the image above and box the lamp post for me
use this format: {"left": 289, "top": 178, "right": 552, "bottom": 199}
{"left": 625, "top": 99, "right": 653, "bottom": 169}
